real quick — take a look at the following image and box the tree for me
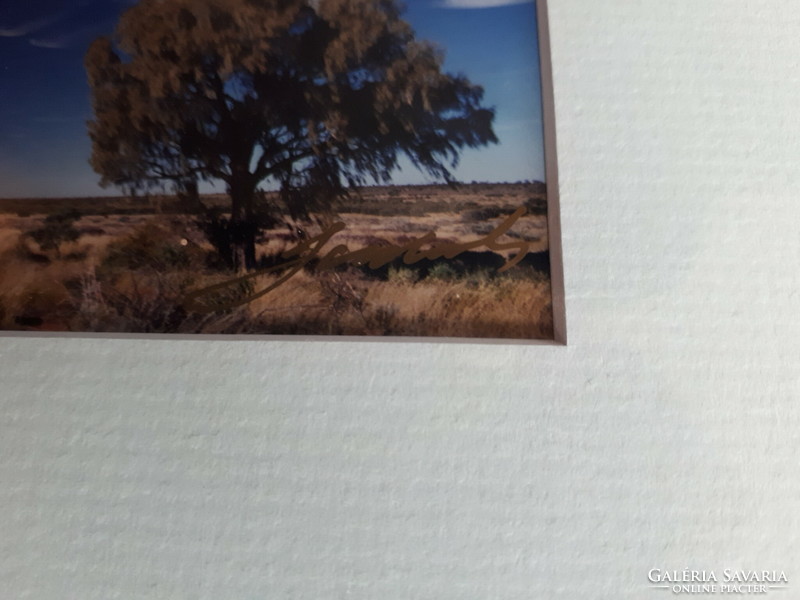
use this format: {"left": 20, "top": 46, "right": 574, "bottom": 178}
{"left": 28, "top": 210, "right": 82, "bottom": 259}
{"left": 85, "top": 0, "right": 498, "bottom": 270}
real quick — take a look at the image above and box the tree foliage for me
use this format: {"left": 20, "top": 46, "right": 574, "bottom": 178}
{"left": 85, "top": 0, "right": 498, "bottom": 268}
{"left": 28, "top": 210, "right": 82, "bottom": 258}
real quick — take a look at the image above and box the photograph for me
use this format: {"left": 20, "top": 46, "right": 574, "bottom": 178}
{"left": 0, "top": 0, "right": 560, "bottom": 340}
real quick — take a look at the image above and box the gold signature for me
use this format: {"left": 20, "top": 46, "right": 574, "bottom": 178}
{"left": 182, "top": 206, "right": 532, "bottom": 313}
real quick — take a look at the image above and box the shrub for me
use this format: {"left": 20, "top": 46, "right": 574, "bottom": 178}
{"left": 100, "top": 220, "right": 193, "bottom": 273}
{"left": 366, "top": 304, "right": 401, "bottom": 335}
{"left": 463, "top": 268, "right": 494, "bottom": 288}
{"left": 387, "top": 266, "right": 419, "bottom": 284}
{"left": 427, "top": 262, "right": 458, "bottom": 281}
{"left": 26, "top": 209, "right": 81, "bottom": 258}
{"left": 70, "top": 269, "right": 191, "bottom": 332}
{"left": 524, "top": 196, "right": 547, "bottom": 215}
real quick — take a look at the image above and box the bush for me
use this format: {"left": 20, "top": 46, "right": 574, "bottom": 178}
{"left": 101, "top": 221, "right": 193, "bottom": 273}
{"left": 27, "top": 209, "right": 81, "bottom": 258}
{"left": 387, "top": 265, "right": 419, "bottom": 284}
{"left": 366, "top": 304, "right": 401, "bottom": 335}
{"left": 427, "top": 262, "right": 458, "bottom": 281}
{"left": 524, "top": 196, "right": 547, "bottom": 216}
{"left": 71, "top": 269, "right": 192, "bottom": 332}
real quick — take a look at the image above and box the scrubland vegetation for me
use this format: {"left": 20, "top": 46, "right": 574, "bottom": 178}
{"left": 0, "top": 183, "right": 553, "bottom": 339}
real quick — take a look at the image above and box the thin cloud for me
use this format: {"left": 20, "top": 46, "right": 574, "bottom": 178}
{"left": 441, "top": 0, "right": 532, "bottom": 8}
{"left": 0, "top": 13, "right": 64, "bottom": 38}
{"left": 29, "top": 24, "right": 108, "bottom": 50}
{"left": 29, "top": 37, "right": 66, "bottom": 49}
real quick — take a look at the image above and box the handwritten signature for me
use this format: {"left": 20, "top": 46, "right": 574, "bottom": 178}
{"left": 182, "top": 206, "right": 532, "bottom": 312}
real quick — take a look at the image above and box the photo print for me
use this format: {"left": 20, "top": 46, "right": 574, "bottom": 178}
{"left": 0, "top": 0, "right": 563, "bottom": 341}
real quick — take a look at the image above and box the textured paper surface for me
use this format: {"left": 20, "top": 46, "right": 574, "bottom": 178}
{"left": 2, "top": 0, "right": 799, "bottom": 597}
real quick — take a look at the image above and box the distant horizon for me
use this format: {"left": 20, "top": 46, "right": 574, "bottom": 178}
{"left": 0, "top": 0, "right": 545, "bottom": 199}
{"left": 0, "top": 179, "right": 547, "bottom": 202}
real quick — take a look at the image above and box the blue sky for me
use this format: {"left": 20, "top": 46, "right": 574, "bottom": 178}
{"left": 0, "top": 0, "right": 544, "bottom": 198}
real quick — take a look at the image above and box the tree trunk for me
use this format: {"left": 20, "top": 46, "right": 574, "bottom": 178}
{"left": 229, "top": 174, "right": 257, "bottom": 273}
{"left": 177, "top": 180, "right": 200, "bottom": 212}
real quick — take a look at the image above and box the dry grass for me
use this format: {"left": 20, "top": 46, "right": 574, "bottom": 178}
{"left": 243, "top": 269, "right": 552, "bottom": 339}
{"left": 0, "top": 183, "right": 553, "bottom": 339}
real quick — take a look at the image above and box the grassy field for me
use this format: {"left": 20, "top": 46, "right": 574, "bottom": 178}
{"left": 0, "top": 182, "right": 553, "bottom": 339}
